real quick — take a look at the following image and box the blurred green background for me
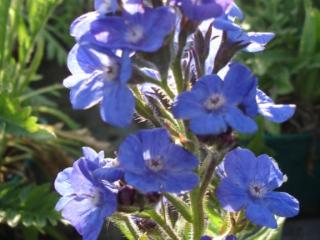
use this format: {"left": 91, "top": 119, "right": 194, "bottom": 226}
{"left": 0, "top": 0, "right": 319, "bottom": 239}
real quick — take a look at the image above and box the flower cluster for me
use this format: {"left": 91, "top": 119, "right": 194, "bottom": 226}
{"left": 55, "top": 0, "right": 300, "bottom": 239}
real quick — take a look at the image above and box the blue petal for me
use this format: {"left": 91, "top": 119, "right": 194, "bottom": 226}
{"left": 99, "top": 85, "right": 135, "bottom": 127}
{"left": 172, "top": 92, "right": 206, "bottom": 119}
{"left": 63, "top": 75, "right": 88, "bottom": 89}
{"left": 216, "top": 178, "right": 248, "bottom": 212}
{"left": 247, "top": 32, "right": 275, "bottom": 45}
{"left": 122, "top": 0, "right": 143, "bottom": 14}
{"left": 162, "top": 144, "right": 198, "bottom": 171}
{"left": 70, "top": 75, "right": 104, "bottom": 109}
{"left": 256, "top": 154, "right": 284, "bottom": 190}
{"left": 119, "top": 50, "right": 132, "bottom": 84}
{"left": 118, "top": 134, "right": 145, "bottom": 174}
{"left": 190, "top": 113, "right": 228, "bottom": 135}
{"left": 62, "top": 199, "right": 104, "bottom": 240}
{"left": 264, "top": 191, "right": 299, "bottom": 217}
{"left": 225, "top": 106, "right": 258, "bottom": 134}
{"left": 94, "top": 0, "right": 118, "bottom": 14}
{"left": 54, "top": 167, "right": 73, "bottom": 196}
{"left": 67, "top": 44, "right": 102, "bottom": 75}
{"left": 55, "top": 195, "right": 74, "bottom": 211}
{"left": 138, "top": 128, "right": 171, "bottom": 155}
{"left": 82, "top": 147, "right": 99, "bottom": 162}
{"left": 94, "top": 167, "right": 124, "bottom": 182}
{"left": 245, "top": 202, "right": 277, "bottom": 228}
{"left": 181, "top": 0, "right": 233, "bottom": 21}
{"left": 70, "top": 11, "right": 100, "bottom": 40}
{"left": 257, "top": 90, "right": 296, "bottom": 123}
{"left": 213, "top": 18, "right": 240, "bottom": 32}
{"left": 161, "top": 172, "right": 199, "bottom": 193}
{"left": 223, "top": 147, "right": 257, "bottom": 187}
{"left": 227, "top": 3, "right": 243, "bottom": 20}
{"left": 223, "top": 63, "right": 257, "bottom": 105}
{"left": 125, "top": 172, "right": 162, "bottom": 192}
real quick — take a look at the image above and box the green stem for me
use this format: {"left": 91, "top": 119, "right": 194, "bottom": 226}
{"left": 148, "top": 210, "right": 180, "bottom": 240}
{"left": 172, "top": 30, "right": 188, "bottom": 93}
{"left": 164, "top": 193, "right": 192, "bottom": 222}
{"left": 114, "top": 213, "right": 140, "bottom": 240}
{"left": 190, "top": 188, "right": 205, "bottom": 240}
{"left": 20, "top": 84, "right": 64, "bottom": 101}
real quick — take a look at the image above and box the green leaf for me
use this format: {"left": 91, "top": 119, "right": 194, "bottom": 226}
{"left": 0, "top": 181, "right": 60, "bottom": 230}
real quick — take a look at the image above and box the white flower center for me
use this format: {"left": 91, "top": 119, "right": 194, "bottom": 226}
{"left": 204, "top": 94, "right": 225, "bottom": 111}
{"left": 125, "top": 24, "right": 144, "bottom": 43}
{"left": 102, "top": 57, "right": 119, "bottom": 81}
{"left": 146, "top": 157, "right": 164, "bottom": 172}
{"left": 249, "top": 182, "right": 267, "bottom": 198}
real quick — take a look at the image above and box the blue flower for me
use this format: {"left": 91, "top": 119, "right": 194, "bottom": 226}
{"left": 213, "top": 4, "right": 274, "bottom": 52}
{"left": 172, "top": 63, "right": 258, "bottom": 135}
{"left": 71, "top": 6, "right": 176, "bottom": 52}
{"left": 178, "top": 0, "right": 234, "bottom": 21}
{"left": 256, "top": 89, "right": 296, "bottom": 123}
{"left": 63, "top": 44, "right": 135, "bottom": 127}
{"left": 118, "top": 128, "right": 199, "bottom": 193}
{"left": 94, "top": 0, "right": 118, "bottom": 14}
{"left": 216, "top": 147, "right": 299, "bottom": 228}
{"left": 54, "top": 147, "right": 117, "bottom": 240}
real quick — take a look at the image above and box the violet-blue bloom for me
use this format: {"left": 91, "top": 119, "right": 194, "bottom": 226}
{"left": 118, "top": 128, "right": 199, "bottom": 193}
{"left": 213, "top": 4, "right": 275, "bottom": 52}
{"left": 71, "top": 7, "right": 176, "bottom": 52}
{"left": 172, "top": 63, "right": 258, "bottom": 135}
{"left": 63, "top": 44, "right": 134, "bottom": 127}
{"left": 54, "top": 147, "right": 117, "bottom": 240}
{"left": 178, "top": 0, "right": 233, "bottom": 21}
{"left": 216, "top": 147, "right": 299, "bottom": 228}
{"left": 94, "top": 0, "right": 118, "bottom": 14}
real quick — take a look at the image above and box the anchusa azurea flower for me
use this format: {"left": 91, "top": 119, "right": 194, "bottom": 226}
{"left": 55, "top": 1, "right": 301, "bottom": 239}
{"left": 173, "top": 63, "right": 258, "bottom": 135}
{"left": 117, "top": 128, "right": 199, "bottom": 193}
{"left": 54, "top": 147, "right": 117, "bottom": 240}
{"left": 71, "top": 6, "right": 176, "bottom": 52}
{"left": 173, "top": 62, "right": 295, "bottom": 135}
{"left": 64, "top": 44, "right": 134, "bottom": 127}
{"left": 216, "top": 147, "right": 299, "bottom": 228}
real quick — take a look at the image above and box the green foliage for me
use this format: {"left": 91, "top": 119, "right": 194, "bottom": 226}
{"left": 0, "top": 181, "right": 60, "bottom": 230}
{"left": 238, "top": 0, "right": 320, "bottom": 102}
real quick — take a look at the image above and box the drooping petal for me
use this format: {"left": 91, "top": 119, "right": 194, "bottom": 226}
{"left": 257, "top": 90, "right": 295, "bottom": 123}
{"left": 190, "top": 113, "right": 228, "bottom": 135}
{"left": 70, "top": 11, "right": 100, "bottom": 40}
{"left": 161, "top": 172, "right": 199, "bottom": 193}
{"left": 264, "top": 192, "right": 299, "bottom": 217}
{"left": 55, "top": 195, "right": 74, "bottom": 211}
{"left": 225, "top": 106, "right": 257, "bottom": 134}
{"left": 99, "top": 85, "right": 135, "bottom": 127}
{"left": 245, "top": 202, "right": 277, "bottom": 228}
{"left": 63, "top": 75, "right": 88, "bottom": 89}
{"left": 54, "top": 167, "right": 74, "bottom": 196}
{"left": 216, "top": 178, "right": 248, "bottom": 212}
{"left": 223, "top": 147, "right": 257, "bottom": 187}
{"left": 70, "top": 75, "right": 104, "bottom": 110}
{"left": 82, "top": 147, "right": 99, "bottom": 163}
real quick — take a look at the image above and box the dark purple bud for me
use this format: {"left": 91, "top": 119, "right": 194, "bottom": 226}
{"left": 225, "top": 235, "right": 237, "bottom": 240}
{"left": 117, "top": 185, "right": 137, "bottom": 206}
{"left": 135, "top": 218, "right": 157, "bottom": 232}
{"left": 200, "top": 236, "right": 212, "bottom": 240}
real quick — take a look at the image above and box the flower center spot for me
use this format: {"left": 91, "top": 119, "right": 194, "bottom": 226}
{"left": 249, "top": 182, "right": 267, "bottom": 198}
{"left": 125, "top": 25, "right": 144, "bottom": 43}
{"left": 146, "top": 157, "right": 164, "bottom": 172}
{"left": 204, "top": 94, "right": 225, "bottom": 111}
